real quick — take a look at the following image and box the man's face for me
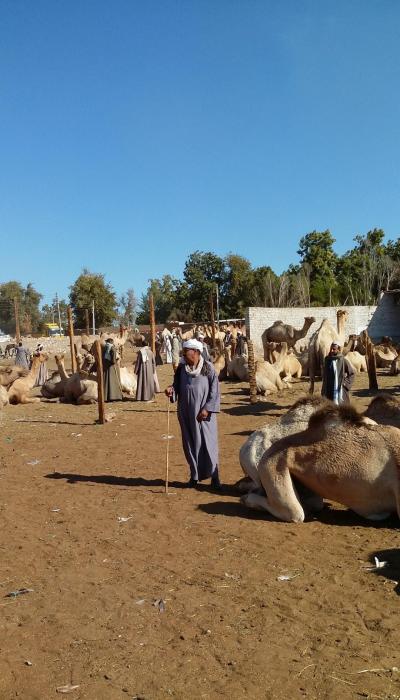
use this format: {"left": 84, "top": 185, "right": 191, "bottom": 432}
{"left": 330, "top": 344, "right": 340, "bottom": 356}
{"left": 183, "top": 349, "right": 200, "bottom": 366}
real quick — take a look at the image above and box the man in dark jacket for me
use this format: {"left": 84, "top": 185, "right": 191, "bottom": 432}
{"left": 321, "top": 342, "right": 355, "bottom": 404}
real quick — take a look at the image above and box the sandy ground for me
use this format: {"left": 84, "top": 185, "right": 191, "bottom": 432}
{"left": 1, "top": 352, "right": 400, "bottom": 700}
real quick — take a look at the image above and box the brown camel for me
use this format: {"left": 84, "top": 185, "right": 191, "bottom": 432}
{"left": 262, "top": 316, "right": 315, "bottom": 354}
{"left": 8, "top": 354, "right": 48, "bottom": 404}
{"left": 0, "top": 365, "right": 29, "bottom": 388}
{"left": 241, "top": 403, "right": 400, "bottom": 522}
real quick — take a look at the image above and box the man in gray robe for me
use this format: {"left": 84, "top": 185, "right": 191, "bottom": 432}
{"left": 171, "top": 330, "right": 182, "bottom": 371}
{"left": 33, "top": 344, "right": 48, "bottom": 386}
{"left": 135, "top": 342, "right": 156, "bottom": 401}
{"left": 197, "top": 333, "right": 211, "bottom": 361}
{"left": 15, "top": 342, "right": 30, "bottom": 369}
{"left": 102, "top": 339, "right": 123, "bottom": 401}
{"left": 322, "top": 342, "right": 355, "bottom": 404}
{"left": 166, "top": 339, "right": 221, "bottom": 489}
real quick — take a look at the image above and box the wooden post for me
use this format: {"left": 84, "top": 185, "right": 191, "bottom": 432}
{"left": 209, "top": 291, "right": 216, "bottom": 349}
{"left": 14, "top": 297, "right": 20, "bottom": 343}
{"left": 85, "top": 309, "right": 90, "bottom": 336}
{"left": 67, "top": 306, "right": 77, "bottom": 374}
{"left": 247, "top": 339, "right": 258, "bottom": 404}
{"left": 149, "top": 294, "right": 156, "bottom": 354}
{"left": 94, "top": 340, "right": 106, "bottom": 424}
{"left": 361, "top": 330, "right": 378, "bottom": 391}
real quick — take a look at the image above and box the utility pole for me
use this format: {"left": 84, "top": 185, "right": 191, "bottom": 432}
{"left": 92, "top": 300, "right": 95, "bottom": 335}
{"left": 85, "top": 309, "right": 90, "bottom": 336}
{"left": 149, "top": 294, "right": 156, "bottom": 354}
{"left": 209, "top": 290, "right": 216, "bottom": 349}
{"left": 55, "top": 293, "right": 62, "bottom": 333}
{"left": 14, "top": 297, "right": 20, "bottom": 343}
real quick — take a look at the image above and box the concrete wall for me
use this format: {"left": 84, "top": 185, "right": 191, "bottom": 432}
{"left": 246, "top": 305, "right": 377, "bottom": 357}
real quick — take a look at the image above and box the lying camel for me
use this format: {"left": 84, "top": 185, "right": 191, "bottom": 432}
{"left": 238, "top": 396, "right": 328, "bottom": 492}
{"left": 242, "top": 403, "right": 400, "bottom": 523}
{"left": 8, "top": 354, "right": 48, "bottom": 404}
{"left": 0, "top": 365, "right": 29, "bottom": 388}
{"left": 55, "top": 354, "right": 98, "bottom": 405}
{"left": 345, "top": 350, "right": 367, "bottom": 373}
{"left": 41, "top": 369, "right": 65, "bottom": 399}
{"left": 228, "top": 355, "right": 287, "bottom": 394}
{"left": 364, "top": 393, "right": 400, "bottom": 428}
{"left": 0, "top": 385, "right": 9, "bottom": 407}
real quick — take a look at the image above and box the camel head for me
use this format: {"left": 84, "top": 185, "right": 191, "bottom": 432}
{"left": 81, "top": 353, "right": 95, "bottom": 373}
{"left": 304, "top": 316, "right": 316, "bottom": 326}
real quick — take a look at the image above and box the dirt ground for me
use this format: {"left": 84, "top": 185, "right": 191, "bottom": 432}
{"left": 1, "top": 351, "right": 400, "bottom": 700}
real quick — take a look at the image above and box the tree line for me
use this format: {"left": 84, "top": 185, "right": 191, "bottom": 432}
{"left": 1, "top": 228, "right": 399, "bottom": 334}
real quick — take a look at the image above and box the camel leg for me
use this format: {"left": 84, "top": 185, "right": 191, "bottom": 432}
{"left": 241, "top": 487, "right": 305, "bottom": 523}
{"left": 19, "top": 396, "right": 41, "bottom": 404}
{"left": 256, "top": 457, "right": 305, "bottom": 522}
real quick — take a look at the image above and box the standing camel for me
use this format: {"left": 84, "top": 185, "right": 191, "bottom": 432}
{"left": 262, "top": 316, "right": 315, "bottom": 356}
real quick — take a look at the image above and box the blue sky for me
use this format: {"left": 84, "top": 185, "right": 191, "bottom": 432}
{"left": 1, "top": 1, "right": 399, "bottom": 306}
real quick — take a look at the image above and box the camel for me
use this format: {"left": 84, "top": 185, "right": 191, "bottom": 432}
{"left": 41, "top": 370, "right": 65, "bottom": 399}
{"left": 345, "top": 350, "right": 367, "bottom": 373}
{"left": 389, "top": 355, "right": 400, "bottom": 376}
{"left": 54, "top": 354, "right": 98, "bottom": 405}
{"left": 308, "top": 310, "right": 348, "bottom": 393}
{"left": 241, "top": 402, "right": 400, "bottom": 523}
{"left": 210, "top": 347, "right": 230, "bottom": 380}
{"left": 364, "top": 394, "right": 400, "bottom": 428}
{"left": 228, "top": 355, "right": 288, "bottom": 395}
{"left": 262, "top": 316, "right": 315, "bottom": 355}
{"left": 238, "top": 395, "right": 328, "bottom": 492}
{"left": 0, "top": 365, "right": 29, "bottom": 388}
{"left": 119, "top": 366, "right": 137, "bottom": 396}
{"left": 7, "top": 353, "right": 48, "bottom": 404}
{"left": 0, "top": 384, "right": 9, "bottom": 407}
{"left": 374, "top": 345, "right": 397, "bottom": 369}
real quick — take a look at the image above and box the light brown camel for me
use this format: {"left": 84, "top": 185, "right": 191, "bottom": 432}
{"left": 0, "top": 384, "right": 9, "bottom": 407}
{"left": 54, "top": 354, "right": 98, "bottom": 405}
{"left": 308, "top": 310, "right": 348, "bottom": 393}
{"left": 8, "top": 354, "right": 48, "bottom": 404}
{"left": 241, "top": 403, "right": 400, "bottom": 523}
{"left": 364, "top": 393, "right": 400, "bottom": 428}
{"left": 0, "top": 365, "right": 29, "bottom": 388}
{"left": 262, "top": 316, "right": 315, "bottom": 355}
{"left": 228, "top": 355, "right": 287, "bottom": 394}
{"left": 345, "top": 350, "right": 367, "bottom": 373}
{"left": 238, "top": 395, "right": 328, "bottom": 492}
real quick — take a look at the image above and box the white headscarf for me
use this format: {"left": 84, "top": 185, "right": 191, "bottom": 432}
{"left": 183, "top": 339, "right": 203, "bottom": 352}
{"left": 182, "top": 339, "right": 204, "bottom": 376}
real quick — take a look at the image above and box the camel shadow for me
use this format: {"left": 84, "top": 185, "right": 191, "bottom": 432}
{"left": 368, "top": 548, "right": 400, "bottom": 595}
{"left": 198, "top": 500, "right": 400, "bottom": 527}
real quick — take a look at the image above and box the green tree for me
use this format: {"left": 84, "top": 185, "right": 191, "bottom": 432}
{"left": 336, "top": 229, "right": 395, "bottom": 305}
{"left": 0, "top": 281, "right": 42, "bottom": 334}
{"left": 119, "top": 288, "right": 137, "bottom": 327}
{"left": 69, "top": 270, "right": 117, "bottom": 328}
{"left": 297, "top": 230, "right": 338, "bottom": 305}
{"left": 222, "top": 254, "right": 254, "bottom": 317}
{"left": 181, "top": 251, "right": 227, "bottom": 319}
{"left": 137, "top": 275, "right": 180, "bottom": 324}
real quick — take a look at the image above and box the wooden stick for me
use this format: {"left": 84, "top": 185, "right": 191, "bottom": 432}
{"left": 85, "top": 309, "right": 90, "bottom": 336}
{"left": 94, "top": 340, "right": 106, "bottom": 424}
{"left": 67, "top": 306, "right": 77, "bottom": 374}
{"left": 165, "top": 398, "right": 171, "bottom": 494}
{"left": 149, "top": 294, "right": 156, "bottom": 355}
{"left": 247, "top": 339, "right": 258, "bottom": 404}
{"left": 361, "top": 329, "right": 378, "bottom": 391}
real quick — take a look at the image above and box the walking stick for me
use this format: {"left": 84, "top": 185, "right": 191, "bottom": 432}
{"left": 165, "top": 397, "right": 171, "bottom": 494}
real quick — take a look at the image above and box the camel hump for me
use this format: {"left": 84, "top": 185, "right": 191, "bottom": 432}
{"left": 308, "top": 402, "right": 366, "bottom": 431}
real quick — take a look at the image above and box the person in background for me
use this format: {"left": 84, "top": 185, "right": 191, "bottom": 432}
{"left": 34, "top": 343, "right": 48, "bottom": 386}
{"left": 102, "top": 338, "right": 123, "bottom": 401}
{"left": 135, "top": 339, "right": 157, "bottom": 401}
{"left": 165, "top": 339, "right": 221, "bottom": 489}
{"left": 321, "top": 342, "right": 355, "bottom": 404}
{"left": 197, "top": 333, "right": 211, "bottom": 361}
{"left": 15, "top": 341, "right": 30, "bottom": 369}
{"left": 171, "top": 329, "right": 182, "bottom": 372}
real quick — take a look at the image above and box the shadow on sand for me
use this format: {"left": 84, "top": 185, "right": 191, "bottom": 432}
{"left": 45, "top": 472, "right": 239, "bottom": 496}
{"left": 368, "top": 548, "right": 400, "bottom": 595}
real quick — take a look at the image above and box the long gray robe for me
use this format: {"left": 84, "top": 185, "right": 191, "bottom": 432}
{"left": 15, "top": 346, "right": 30, "bottom": 369}
{"left": 102, "top": 345, "right": 123, "bottom": 401}
{"left": 34, "top": 356, "right": 48, "bottom": 386}
{"left": 172, "top": 361, "right": 220, "bottom": 481}
{"left": 321, "top": 355, "right": 355, "bottom": 404}
{"left": 135, "top": 347, "right": 156, "bottom": 401}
